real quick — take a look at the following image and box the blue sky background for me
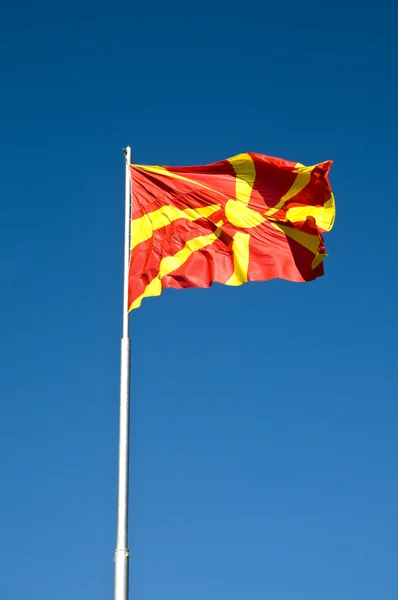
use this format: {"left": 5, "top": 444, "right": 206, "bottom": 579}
{"left": 1, "top": 2, "right": 397, "bottom": 599}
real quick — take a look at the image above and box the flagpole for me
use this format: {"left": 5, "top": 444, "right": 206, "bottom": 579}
{"left": 114, "top": 146, "right": 132, "bottom": 600}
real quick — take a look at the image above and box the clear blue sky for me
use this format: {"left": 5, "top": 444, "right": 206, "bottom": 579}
{"left": 1, "top": 2, "right": 397, "bottom": 599}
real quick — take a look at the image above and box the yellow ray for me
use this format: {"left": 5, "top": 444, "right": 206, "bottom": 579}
{"left": 269, "top": 220, "right": 326, "bottom": 269}
{"left": 265, "top": 163, "right": 315, "bottom": 217}
{"left": 134, "top": 164, "right": 223, "bottom": 197}
{"left": 225, "top": 231, "right": 251, "bottom": 286}
{"left": 269, "top": 221, "right": 320, "bottom": 255}
{"left": 130, "top": 227, "right": 222, "bottom": 310}
{"left": 224, "top": 155, "right": 256, "bottom": 284}
{"left": 285, "top": 194, "right": 335, "bottom": 232}
{"left": 134, "top": 154, "right": 256, "bottom": 208}
{"left": 227, "top": 154, "right": 256, "bottom": 206}
{"left": 131, "top": 204, "right": 221, "bottom": 250}
{"left": 225, "top": 153, "right": 264, "bottom": 229}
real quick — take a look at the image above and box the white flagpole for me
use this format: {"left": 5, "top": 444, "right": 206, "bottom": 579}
{"left": 114, "top": 146, "right": 132, "bottom": 600}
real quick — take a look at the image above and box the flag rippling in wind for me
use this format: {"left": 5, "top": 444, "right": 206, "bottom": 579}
{"left": 128, "top": 152, "right": 335, "bottom": 310}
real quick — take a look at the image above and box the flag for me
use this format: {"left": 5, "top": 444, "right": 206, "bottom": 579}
{"left": 128, "top": 152, "right": 335, "bottom": 310}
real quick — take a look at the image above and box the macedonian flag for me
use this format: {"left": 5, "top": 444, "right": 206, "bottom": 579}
{"left": 128, "top": 152, "right": 335, "bottom": 310}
